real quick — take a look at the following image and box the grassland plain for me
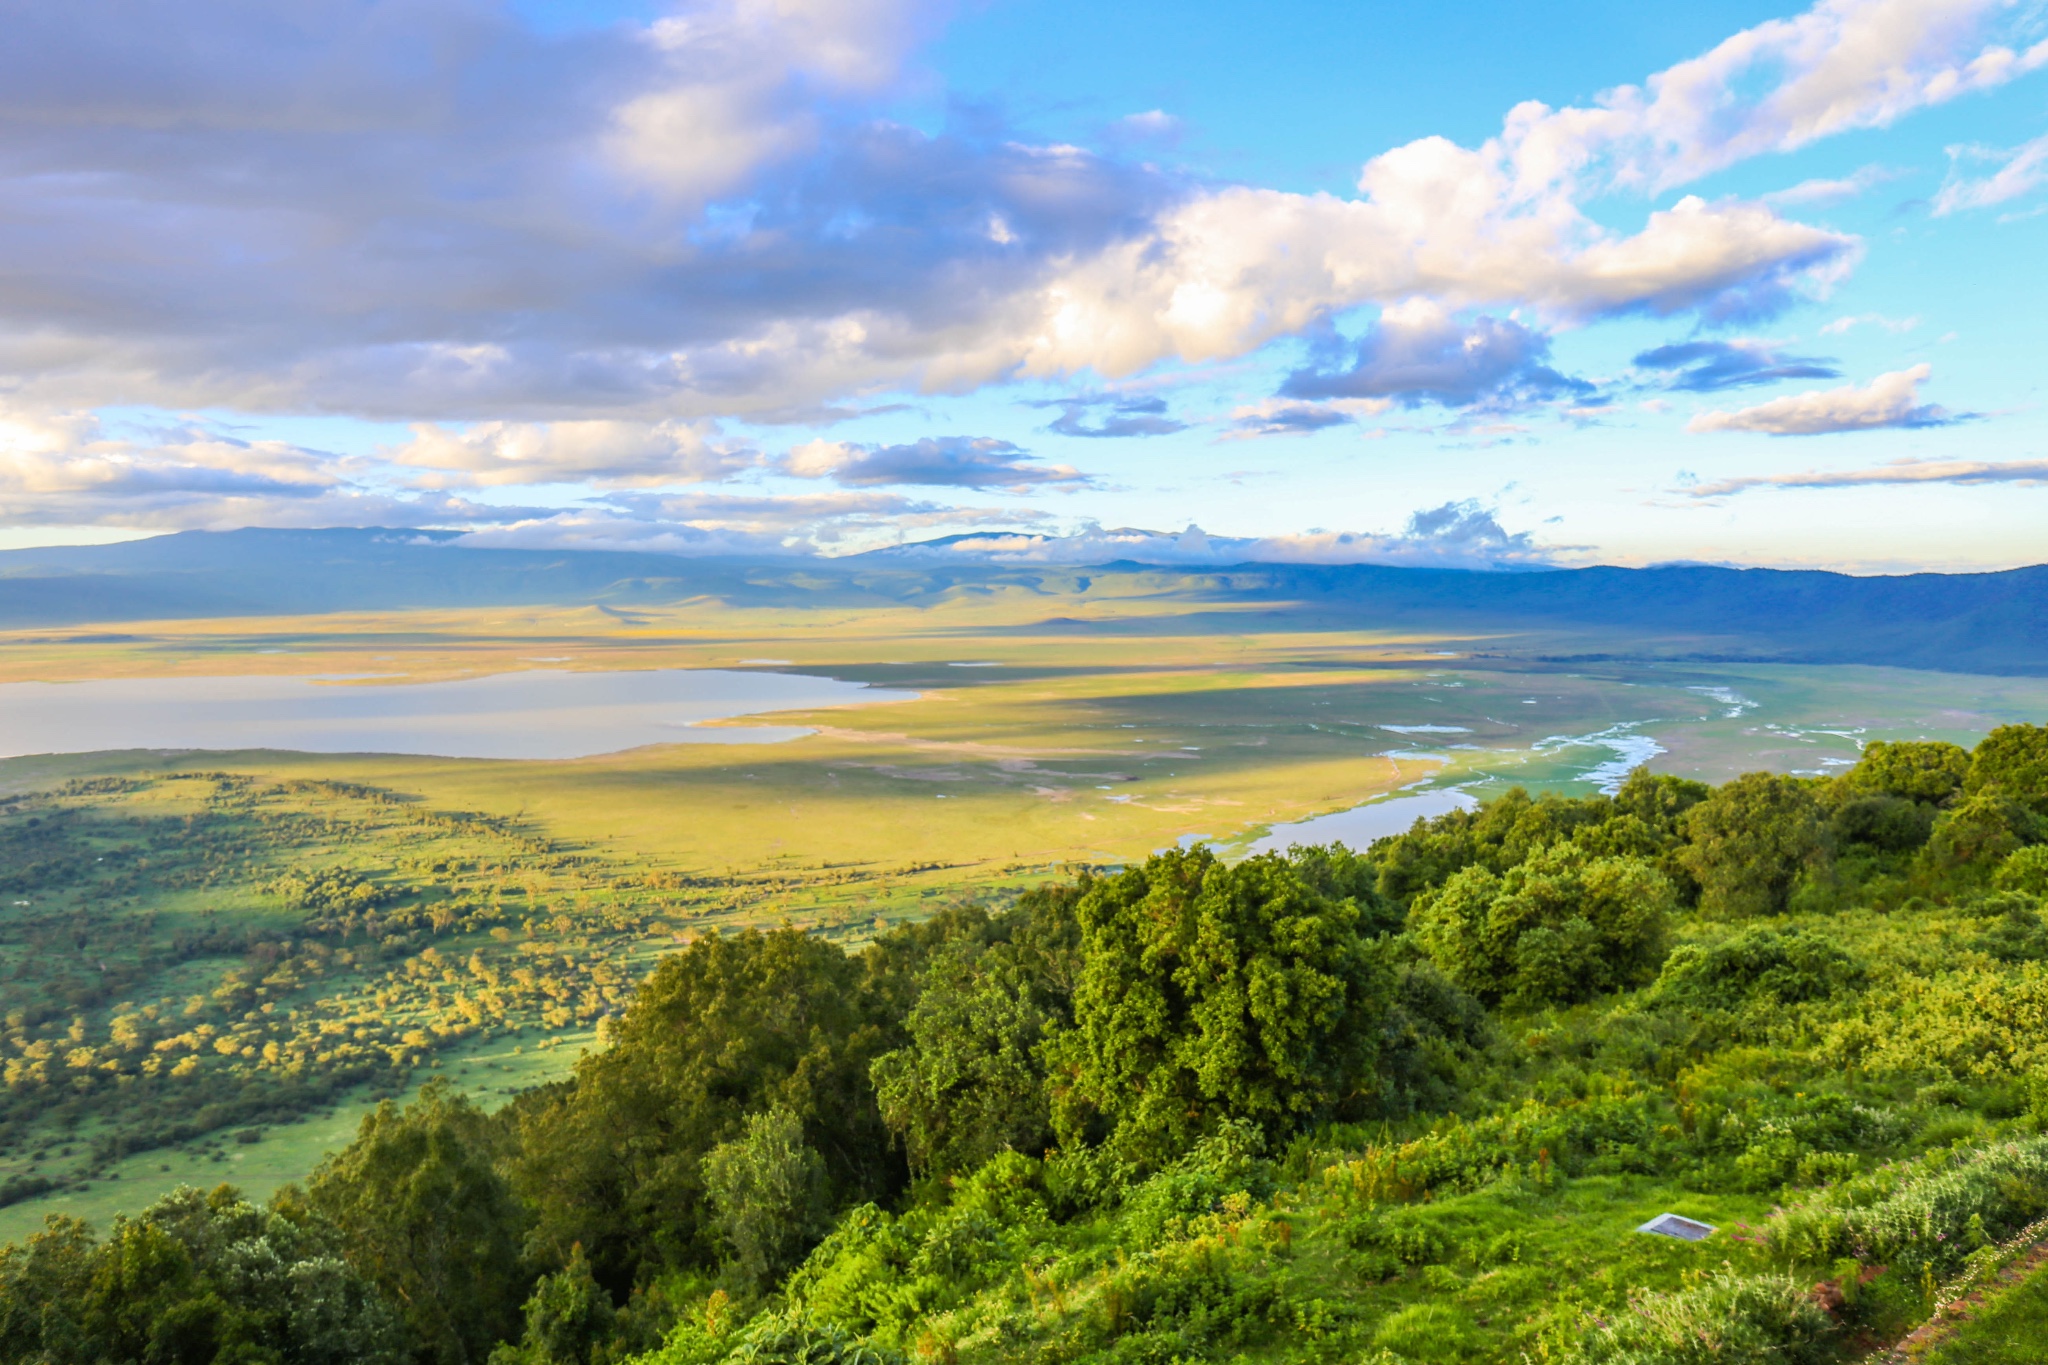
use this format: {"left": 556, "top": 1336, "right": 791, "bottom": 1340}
{"left": 5, "top": 571, "right": 2048, "bottom": 1243}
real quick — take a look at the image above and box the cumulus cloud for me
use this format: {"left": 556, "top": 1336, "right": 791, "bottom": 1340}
{"left": 4, "top": 0, "right": 2033, "bottom": 427}
{"left": 1222, "top": 400, "right": 1377, "bottom": 440}
{"left": 1686, "top": 363, "right": 1967, "bottom": 434}
{"left": 0, "top": 405, "right": 519, "bottom": 530}
{"left": 782, "top": 436, "right": 1087, "bottom": 489}
{"left": 1634, "top": 338, "right": 1841, "bottom": 391}
{"left": 388, "top": 420, "right": 757, "bottom": 488}
{"left": 1042, "top": 393, "right": 1187, "bottom": 438}
{"left": 1685, "top": 455, "right": 2048, "bottom": 496}
{"left": 867, "top": 499, "right": 1553, "bottom": 568}
{"left": 1282, "top": 302, "right": 1592, "bottom": 410}
{"left": 1934, "top": 130, "right": 2048, "bottom": 214}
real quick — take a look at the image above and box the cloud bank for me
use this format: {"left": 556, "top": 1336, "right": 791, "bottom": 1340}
{"left": 0, "top": 0, "right": 2040, "bottom": 547}
{"left": 1686, "top": 364, "right": 1965, "bottom": 435}
{"left": 1688, "top": 455, "right": 2048, "bottom": 496}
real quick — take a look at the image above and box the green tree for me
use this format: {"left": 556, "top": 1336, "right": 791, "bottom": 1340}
{"left": 870, "top": 945, "right": 1057, "bottom": 1180}
{"left": 1969, "top": 723, "right": 2048, "bottom": 812}
{"left": 1831, "top": 793, "right": 1937, "bottom": 852}
{"left": 1926, "top": 792, "right": 2044, "bottom": 870}
{"left": 1408, "top": 844, "right": 1674, "bottom": 1008}
{"left": 511, "top": 928, "right": 905, "bottom": 1291}
{"left": 1679, "top": 773, "right": 1829, "bottom": 919}
{"left": 489, "top": 1245, "right": 616, "bottom": 1365}
{"left": 307, "top": 1080, "right": 530, "bottom": 1365}
{"left": 868, "top": 891, "right": 1080, "bottom": 1180}
{"left": 1370, "top": 788, "right": 1615, "bottom": 907}
{"left": 1840, "top": 740, "right": 1971, "bottom": 804}
{"left": 0, "top": 1185, "right": 405, "bottom": 1365}
{"left": 1041, "top": 846, "right": 1395, "bottom": 1171}
{"left": 1996, "top": 844, "right": 2048, "bottom": 897}
{"left": 701, "top": 1109, "right": 831, "bottom": 1288}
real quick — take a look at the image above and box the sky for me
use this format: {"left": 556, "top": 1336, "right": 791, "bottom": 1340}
{"left": 1, "top": 0, "right": 2046, "bottom": 571}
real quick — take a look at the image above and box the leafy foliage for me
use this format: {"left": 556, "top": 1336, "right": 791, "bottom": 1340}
{"left": 1040, "top": 847, "right": 1396, "bottom": 1170}
{"left": 0, "top": 1183, "right": 405, "bottom": 1365}
{"left": 307, "top": 1079, "right": 531, "bottom": 1365}
{"left": 1410, "top": 843, "right": 1674, "bottom": 1008}
{"left": 1679, "top": 773, "right": 1830, "bottom": 919}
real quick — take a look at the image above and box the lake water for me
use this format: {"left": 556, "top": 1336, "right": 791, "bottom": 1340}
{"left": 1241, "top": 787, "right": 1479, "bottom": 856}
{"left": 0, "top": 669, "right": 917, "bottom": 761}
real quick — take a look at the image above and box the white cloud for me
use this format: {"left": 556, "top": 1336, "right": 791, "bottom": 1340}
{"left": 0, "top": 0, "right": 2032, "bottom": 428}
{"left": 0, "top": 404, "right": 512, "bottom": 530}
{"left": 610, "top": 0, "right": 949, "bottom": 202}
{"left": 1686, "top": 363, "right": 1964, "bottom": 434}
{"left": 867, "top": 500, "right": 1556, "bottom": 568}
{"left": 452, "top": 489, "right": 1052, "bottom": 556}
{"left": 1762, "top": 164, "right": 1903, "bottom": 204}
{"left": 1819, "top": 312, "right": 1921, "bottom": 334}
{"left": 1282, "top": 301, "right": 1592, "bottom": 410}
{"left": 1934, "top": 129, "right": 2048, "bottom": 213}
{"left": 1686, "top": 453, "right": 2048, "bottom": 495}
{"left": 782, "top": 436, "right": 1087, "bottom": 489}
{"left": 387, "top": 420, "right": 756, "bottom": 489}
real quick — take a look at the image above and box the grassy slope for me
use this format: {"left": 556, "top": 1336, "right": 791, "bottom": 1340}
{"left": 1925, "top": 1263, "right": 2048, "bottom": 1362}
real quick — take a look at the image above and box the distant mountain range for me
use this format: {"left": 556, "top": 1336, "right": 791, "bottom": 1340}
{"left": 2, "top": 527, "right": 2044, "bottom": 675}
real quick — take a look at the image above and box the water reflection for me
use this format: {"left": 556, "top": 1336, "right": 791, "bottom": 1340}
{"left": 1240, "top": 787, "right": 1478, "bottom": 857}
{"left": 0, "top": 669, "right": 916, "bottom": 761}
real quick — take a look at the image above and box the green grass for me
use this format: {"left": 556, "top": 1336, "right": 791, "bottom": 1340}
{"left": 1924, "top": 1261, "right": 2048, "bottom": 1363}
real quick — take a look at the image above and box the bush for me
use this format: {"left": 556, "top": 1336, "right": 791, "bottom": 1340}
{"left": 1571, "top": 1273, "right": 1834, "bottom": 1365}
{"left": 1831, "top": 794, "right": 1936, "bottom": 852}
{"left": 702, "top": 1109, "right": 832, "bottom": 1288}
{"left": 1768, "top": 1137, "right": 2048, "bottom": 1277}
{"left": 1995, "top": 844, "right": 2048, "bottom": 897}
{"left": 1042, "top": 846, "right": 1397, "bottom": 1170}
{"left": 1840, "top": 741, "right": 1971, "bottom": 805}
{"left": 1653, "top": 927, "right": 1864, "bottom": 1008}
{"left": 1926, "top": 794, "right": 2044, "bottom": 871}
{"left": 1409, "top": 844, "right": 1673, "bottom": 1008}
{"left": 1968, "top": 724, "right": 2048, "bottom": 812}
{"left": 1680, "top": 774, "right": 1829, "bottom": 919}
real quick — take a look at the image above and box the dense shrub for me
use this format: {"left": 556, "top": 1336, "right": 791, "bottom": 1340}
{"left": 1840, "top": 740, "right": 1971, "bottom": 805}
{"left": 1995, "top": 844, "right": 2048, "bottom": 896}
{"left": 1409, "top": 844, "right": 1673, "bottom": 1008}
{"left": 1768, "top": 1137, "right": 2048, "bottom": 1277}
{"left": 1967, "top": 723, "right": 2048, "bottom": 812}
{"left": 1679, "top": 773, "right": 1829, "bottom": 919}
{"left": 1925, "top": 793, "right": 2044, "bottom": 870}
{"left": 0, "top": 1184, "right": 406, "bottom": 1365}
{"left": 1570, "top": 1273, "right": 1834, "bottom": 1365}
{"left": 1653, "top": 926, "right": 1865, "bottom": 1008}
{"left": 1826, "top": 963, "right": 2048, "bottom": 1080}
{"left": 1042, "top": 847, "right": 1398, "bottom": 1170}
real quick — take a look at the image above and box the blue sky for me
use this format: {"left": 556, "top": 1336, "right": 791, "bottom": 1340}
{"left": 1, "top": 0, "right": 2045, "bottom": 570}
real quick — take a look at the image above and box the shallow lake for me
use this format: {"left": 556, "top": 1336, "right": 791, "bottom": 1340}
{"left": 1241, "top": 786, "right": 1479, "bottom": 857}
{"left": 0, "top": 669, "right": 916, "bottom": 761}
